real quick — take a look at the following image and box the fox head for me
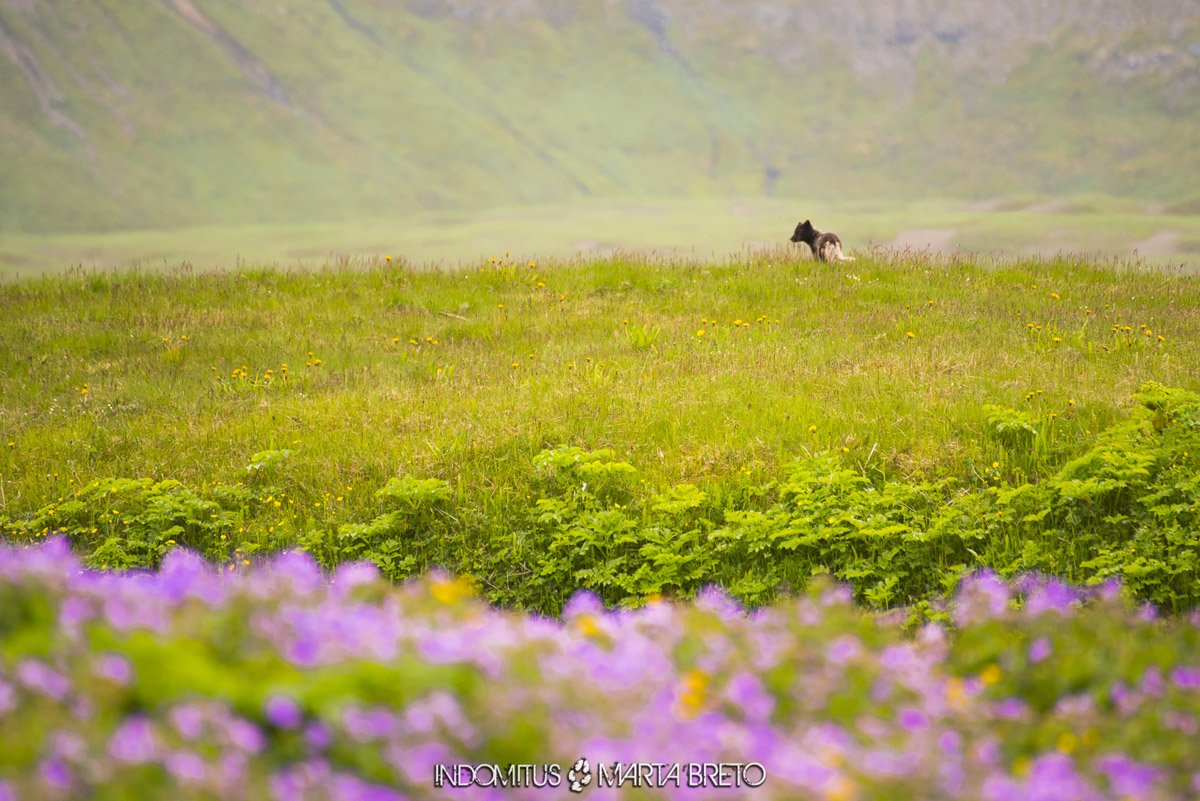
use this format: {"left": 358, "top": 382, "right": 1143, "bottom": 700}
{"left": 790, "top": 219, "right": 815, "bottom": 244}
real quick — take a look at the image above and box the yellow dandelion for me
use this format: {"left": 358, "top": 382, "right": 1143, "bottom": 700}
{"left": 430, "top": 576, "right": 474, "bottom": 605}
{"left": 696, "top": 329, "right": 706, "bottom": 337}
{"left": 945, "top": 677, "right": 967, "bottom": 710}
{"left": 575, "top": 614, "right": 603, "bottom": 638}
{"left": 1056, "top": 732, "right": 1078, "bottom": 754}
{"left": 823, "top": 775, "right": 858, "bottom": 801}
{"left": 675, "top": 668, "right": 710, "bottom": 719}
{"left": 980, "top": 664, "right": 1002, "bottom": 686}
{"left": 906, "top": 331, "right": 916, "bottom": 339}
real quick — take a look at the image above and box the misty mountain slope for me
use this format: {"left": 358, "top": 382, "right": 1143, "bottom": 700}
{"left": 1, "top": 0, "right": 1197, "bottom": 234}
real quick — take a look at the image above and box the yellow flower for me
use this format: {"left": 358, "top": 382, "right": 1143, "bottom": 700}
{"left": 906, "top": 331, "right": 916, "bottom": 339}
{"left": 575, "top": 614, "right": 603, "bottom": 638}
{"left": 696, "top": 329, "right": 706, "bottom": 337}
{"left": 1056, "top": 732, "right": 1078, "bottom": 754}
{"left": 980, "top": 663, "right": 1002, "bottom": 685}
{"left": 945, "top": 677, "right": 967, "bottom": 710}
{"left": 430, "top": 576, "right": 474, "bottom": 605}
{"left": 823, "top": 775, "right": 858, "bottom": 801}
{"left": 675, "top": 668, "right": 710, "bottom": 718}
{"left": 809, "top": 424, "right": 818, "bottom": 433}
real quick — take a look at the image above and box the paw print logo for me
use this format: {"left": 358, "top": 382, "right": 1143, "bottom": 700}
{"left": 567, "top": 758, "right": 592, "bottom": 793}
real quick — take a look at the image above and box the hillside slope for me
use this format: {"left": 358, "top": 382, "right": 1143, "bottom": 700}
{"left": 1, "top": 0, "right": 1198, "bottom": 234}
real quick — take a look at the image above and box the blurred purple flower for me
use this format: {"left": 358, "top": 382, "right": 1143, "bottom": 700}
{"left": 16, "top": 659, "right": 70, "bottom": 701}
{"left": 562, "top": 589, "right": 604, "bottom": 618}
{"left": 1098, "top": 754, "right": 1161, "bottom": 797}
{"left": 265, "top": 695, "right": 304, "bottom": 730}
{"left": 898, "top": 707, "right": 929, "bottom": 732}
{"left": 0, "top": 680, "right": 14, "bottom": 714}
{"left": 1171, "top": 666, "right": 1200, "bottom": 690}
{"left": 165, "top": 751, "right": 207, "bottom": 784}
{"left": 1025, "top": 579, "right": 1078, "bottom": 616}
{"left": 225, "top": 717, "right": 266, "bottom": 753}
{"left": 170, "top": 703, "right": 205, "bottom": 740}
{"left": 726, "top": 672, "right": 774, "bottom": 721}
{"left": 305, "top": 722, "right": 333, "bottom": 751}
{"left": 331, "top": 561, "right": 380, "bottom": 598}
{"left": 827, "top": 635, "right": 860, "bottom": 666}
{"left": 1141, "top": 666, "right": 1164, "bottom": 697}
{"left": 97, "top": 654, "right": 133, "bottom": 685}
{"left": 39, "top": 757, "right": 72, "bottom": 790}
{"left": 342, "top": 706, "right": 400, "bottom": 742}
{"left": 1028, "top": 637, "right": 1052, "bottom": 664}
{"left": 328, "top": 772, "right": 409, "bottom": 801}
{"left": 110, "top": 715, "right": 158, "bottom": 763}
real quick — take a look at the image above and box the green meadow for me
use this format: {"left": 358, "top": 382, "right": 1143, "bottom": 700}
{"left": 2, "top": 250, "right": 1199, "bottom": 613}
{"left": 3, "top": 195, "right": 1198, "bottom": 279}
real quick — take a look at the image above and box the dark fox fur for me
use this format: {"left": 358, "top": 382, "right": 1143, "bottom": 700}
{"left": 789, "top": 219, "right": 855, "bottom": 262}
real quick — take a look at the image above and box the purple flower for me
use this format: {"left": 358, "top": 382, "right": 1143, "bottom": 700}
{"left": 562, "top": 589, "right": 604, "bottom": 618}
{"left": 0, "top": 680, "right": 14, "bottom": 715}
{"left": 827, "top": 635, "right": 860, "bottom": 665}
{"left": 16, "top": 659, "right": 70, "bottom": 701}
{"left": 39, "top": 757, "right": 72, "bottom": 790}
{"left": 97, "top": 654, "right": 133, "bottom": 685}
{"left": 342, "top": 706, "right": 400, "bottom": 742}
{"left": 171, "top": 704, "right": 205, "bottom": 740}
{"left": 224, "top": 717, "right": 266, "bottom": 753}
{"left": 726, "top": 672, "right": 774, "bottom": 721}
{"left": 1025, "top": 579, "right": 1078, "bottom": 616}
{"left": 1028, "top": 637, "right": 1052, "bottom": 664}
{"left": 1098, "top": 754, "right": 1161, "bottom": 797}
{"left": 265, "top": 695, "right": 304, "bottom": 730}
{"left": 897, "top": 706, "right": 929, "bottom": 732}
{"left": 305, "top": 722, "right": 333, "bottom": 751}
{"left": 165, "top": 751, "right": 207, "bottom": 783}
{"left": 110, "top": 715, "right": 158, "bottom": 763}
{"left": 1141, "top": 666, "right": 1164, "bottom": 697}
{"left": 1171, "top": 666, "right": 1200, "bottom": 690}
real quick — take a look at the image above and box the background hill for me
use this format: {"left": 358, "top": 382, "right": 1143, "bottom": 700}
{"left": 2, "top": 0, "right": 1199, "bottom": 240}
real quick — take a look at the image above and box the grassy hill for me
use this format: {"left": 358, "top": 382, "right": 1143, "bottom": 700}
{"left": 2, "top": 0, "right": 1199, "bottom": 237}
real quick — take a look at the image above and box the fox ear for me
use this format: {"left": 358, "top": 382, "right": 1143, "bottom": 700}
{"left": 803, "top": 219, "right": 810, "bottom": 225}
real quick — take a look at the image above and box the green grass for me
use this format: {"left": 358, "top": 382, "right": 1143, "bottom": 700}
{"left": 2, "top": 250, "right": 1199, "bottom": 610}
